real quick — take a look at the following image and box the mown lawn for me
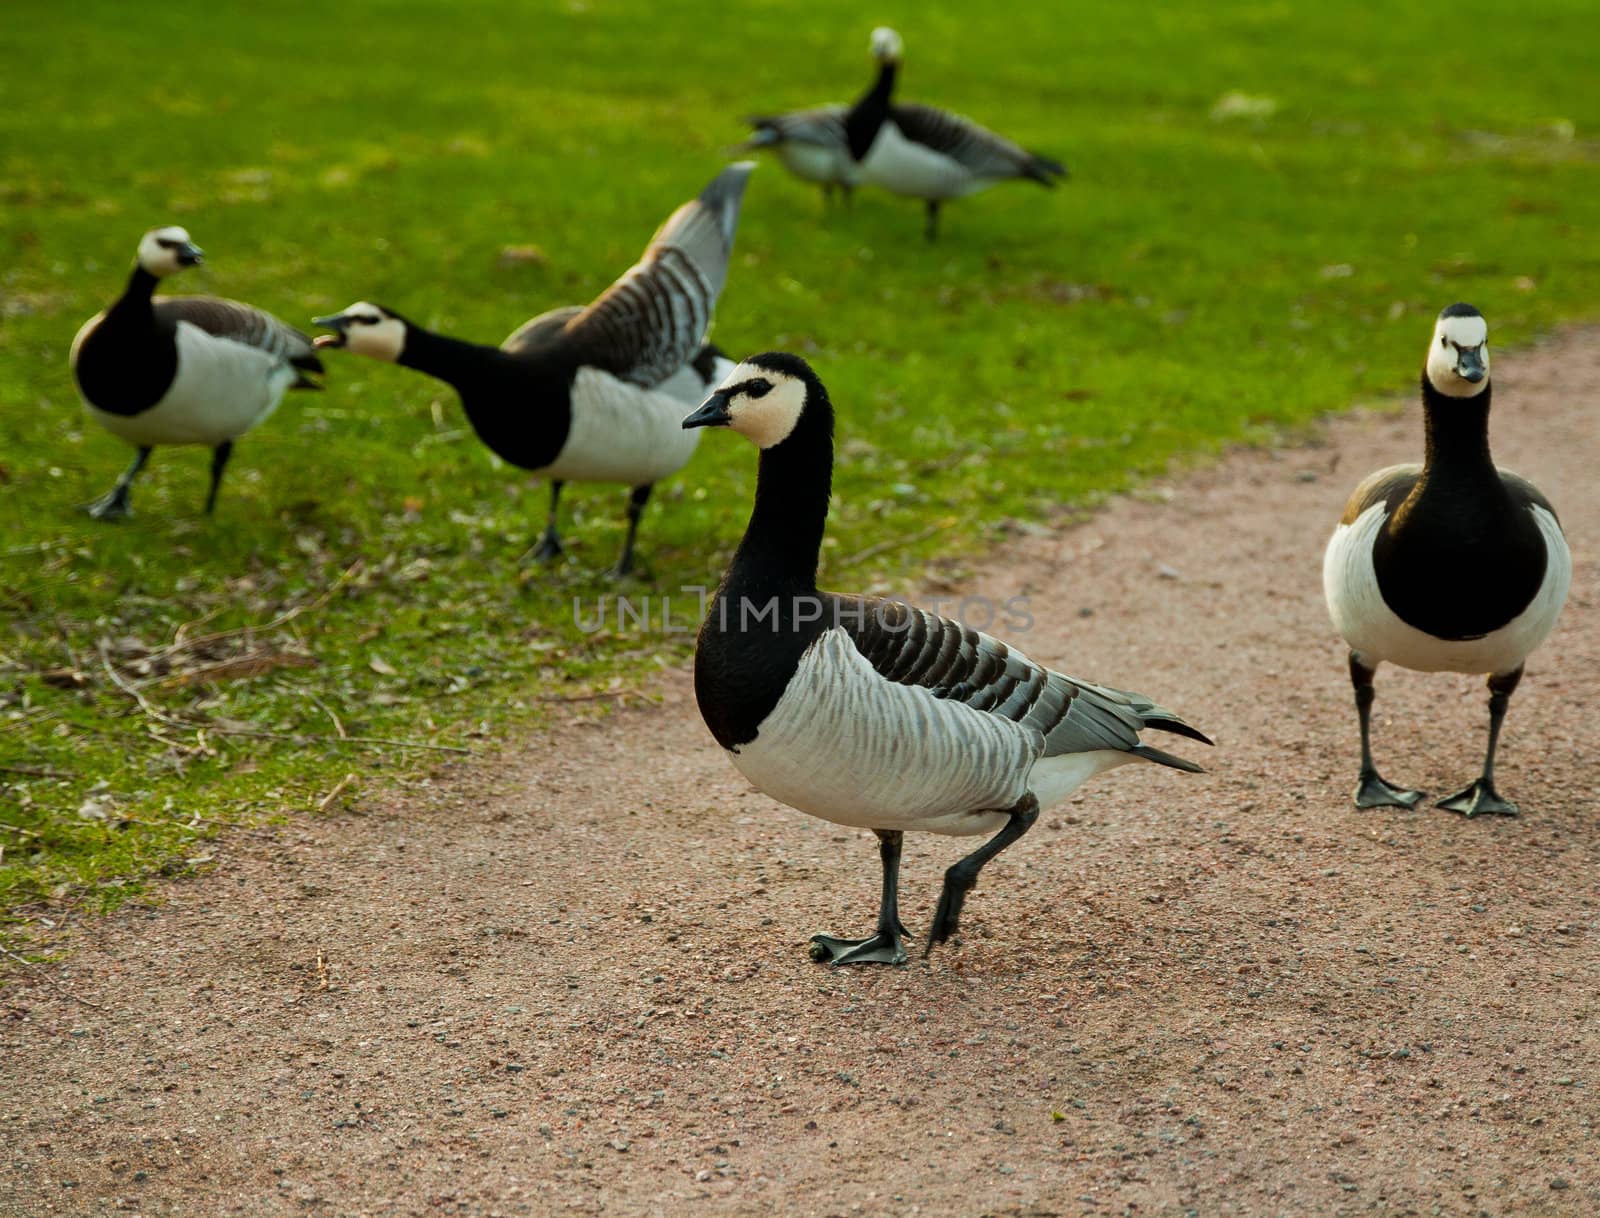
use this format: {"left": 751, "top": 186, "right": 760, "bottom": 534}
{"left": 2, "top": 0, "right": 1598, "bottom": 941}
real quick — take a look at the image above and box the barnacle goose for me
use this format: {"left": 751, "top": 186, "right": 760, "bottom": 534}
{"left": 735, "top": 105, "right": 862, "bottom": 207}
{"left": 70, "top": 226, "right": 323, "bottom": 518}
{"left": 314, "top": 164, "right": 752, "bottom": 577}
{"left": 1323, "top": 304, "right": 1570, "bottom": 816}
{"left": 682, "top": 353, "right": 1211, "bottom": 964}
{"left": 844, "top": 28, "right": 1067, "bottom": 240}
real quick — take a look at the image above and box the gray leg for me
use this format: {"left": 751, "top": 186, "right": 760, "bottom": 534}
{"left": 610, "top": 484, "right": 652, "bottom": 578}
{"left": 1349, "top": 651, "right": 1424, "bottom": 808}
{"left": 923, "top": 200, "right": 941, "bottom": 242}
{"left": 85, "top": 446, "right": 152, "bottom": 520}
{"left": 204, "top": 440, "right": 233, "bottom": 515}
{"left": 810, "top": 830, "right": 909, "bottom": 966}
{"left": 926, "top": 793, "right": 1039, "bottom": 954}
{"left": 529, "top": 481, "right": 564, "bottom": 561}
{"left": 1438, "top": 667, "right": 1524, "bottom": 817}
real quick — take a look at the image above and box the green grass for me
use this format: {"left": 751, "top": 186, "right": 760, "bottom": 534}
{"left": 3, "top": 0, "right": 1599, "bottom": 939}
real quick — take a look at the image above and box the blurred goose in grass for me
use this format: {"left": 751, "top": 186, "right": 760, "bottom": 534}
{"left": 734, "top": 104, "right": 862, "bottom": 207}
{"left": 682, "top": 353, "right": 1210, "bottom": 965}
{"left": 1323, "top": 304, "right": 1570, "bottom": 817}
{"left": 71, "top": 226, "right": 323, "bottom": 519}
{"left": 844, "top": 27, "right": 1067, "bottom": 240}
{"left": 315, "top": 163, "right": 753, "bottom": 577}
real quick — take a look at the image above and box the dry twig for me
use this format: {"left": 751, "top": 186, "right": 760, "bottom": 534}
{"left": 839, "top": 519, "right": 958, "bottom": 568}
{"left": 1, "top": 946, "right": 106, "bottom": 1011}
{"left": 316, "top": 773, "right": 356, "bottom": 813}
{"left": 0, "top": 764, "right": 71, "bottom": 780}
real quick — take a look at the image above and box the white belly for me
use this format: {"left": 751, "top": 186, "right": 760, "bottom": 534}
{"left": 1323, "top": 502, "right": 1570, "bottom": 674}
{"left": 545, "top": 367, "right": 703, "bottom": 485}
{"left": 861, "top": 123, "right": 987, "bottom": 200}
{"left": 83, "top": 321, "right": 293, "bottom": 447}
{"left": 778, "top": 142, "right": 861, "bottom": 187}
{"left": 726, "top": 630, "right": 1127, "bottom": 836}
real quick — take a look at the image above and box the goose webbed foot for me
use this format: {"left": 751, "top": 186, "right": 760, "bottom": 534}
{"left": 525, "top": 532, "right": 563, "bottom": 563}
{"left": 1354, "top": 771, "right": 1425, "bottom": 809}
{"left": 808, "top": 931, "right": 908, "bottom": 966}
{"left": 83, "top": 486, "right": 133, "bottom": 520}
{"left": 1437, "top": 779, "right": 1519, "bottom": 818}
{"left": 607, "top": 553, "right": 647, "bottom": 581}
{"left": 84, "top": 447, "right": 150, "bottom": 520}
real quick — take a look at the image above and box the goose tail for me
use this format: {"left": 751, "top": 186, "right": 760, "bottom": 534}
{"left": 1022, "top": 152, "right": 1069, "bottom": 186}
{"left": 1129, "top": 742, "right": 1205, "bottom": 774}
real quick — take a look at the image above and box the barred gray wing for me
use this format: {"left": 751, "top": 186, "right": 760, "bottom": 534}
{"left": 561, "top": 162, "right": 754, "bottom": 388}
{"left": 890, "top": 102, "right": 1064, "bottom": 182}
{"left": 159, "top": 296, "right": 323, "bottom": 373}
{"left": 833, "top": 595, "right": 1207, "bottom": 758}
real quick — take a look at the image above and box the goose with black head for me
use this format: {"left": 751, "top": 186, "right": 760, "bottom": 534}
{"left": 683, "top": 353, "right": 1211, "bottom": 964}
{"left": 1323, "top": 304, "right": 1570, "bottom": 816}
{"left": 315, "top": 163, "right": 753, "bottom": 576}
{"left": 71, "top": 226, "right": 324, "bottom": 518}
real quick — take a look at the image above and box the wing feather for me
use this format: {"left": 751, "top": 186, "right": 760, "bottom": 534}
{"left": 833, "top": 595, "right": 1208, "bottom": 767}
{"left": 890, "top": 102, "right": 1066, "bottom": 184}
{"left": 158, "top": 296, "right": 323, "bottom": 376}
{"left": 561, "top": 162, "right": 754, "bottom": 388}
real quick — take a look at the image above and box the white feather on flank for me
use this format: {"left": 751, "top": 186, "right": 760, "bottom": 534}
{"left": 82, "top": 321, "right": 296, "bottom": 447}
{"left": 547, "top": 366, "right": 702, "bottom": 484}
{"left": 778, "top": 140, "right": 860, "bottom": 186}
{"left": 728, "top": 630, "right": 1135, "bottom": 837}
{"left": 860, "top": 120, "right": 991, "bottom": 199}
{"left": 1323, "top": 501, "right": 1570, "bottom": 674}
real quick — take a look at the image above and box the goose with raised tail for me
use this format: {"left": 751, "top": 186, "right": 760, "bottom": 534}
{"left": 315, "top": 163, "right": 753, "bottom": 576}
{"left": 71, "top": 226, "right": 324, "bottom": 518}
{"left": 682, "top": 353, "right": 1210, "bottom": 965}
{"left": 844, "top": 28, "right": 1067, "bottom": 240}
{"left": 1323, "top": 304, "right": 1570, "bottom": 816}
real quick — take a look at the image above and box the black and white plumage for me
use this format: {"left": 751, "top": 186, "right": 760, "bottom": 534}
{"left": 70, "top": 226, "right": 323, "bottom": 518}
{"left": 735, "top": 105, "right": 862, "bottom": 206}
{"left": 1323, "top": 304, "right": 1570, "bottom": 816}
{"left": 682, "top": 353, "right": 1209, "bottom": 964}
{"left": 843, "top": 28, "right": 1067, "bottom": 240}
{"left": 314, "top": 163, "right": 753, "bottom": 576}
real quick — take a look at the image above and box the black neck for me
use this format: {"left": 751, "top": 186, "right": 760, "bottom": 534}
{"left": 111, "top": 266, "right": 160, "bottom": 316}
{"left": 396, "top": 323, "right": 510, "bottom": 391}
{"left": 722, "top": 407, "right": 835, "bottom": 598}
{"left": 1419, "top": 375, "right": 1496, "bottom": 484}
{"left": 393, "top": 321, "right": 570, "bottom": 470}
{"left": 845, "top": 60, "right": 897, "bottom": 160}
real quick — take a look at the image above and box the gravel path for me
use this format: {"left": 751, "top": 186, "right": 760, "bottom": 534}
{"left": 3, "top": 333, "right": 1598, "bottom": 1217}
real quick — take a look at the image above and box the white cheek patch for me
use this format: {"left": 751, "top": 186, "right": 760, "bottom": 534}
{"left": 349, "top": 316, "right": 407, "bottom": 362}
{"left": 1439, "top": 315, "right": 1488, "bottom": 348}
{"left": 732, "top": 388, "right": 805, "bottom": 449}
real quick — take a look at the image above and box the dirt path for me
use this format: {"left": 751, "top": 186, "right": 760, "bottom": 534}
{"left": 5, "top": 333, "right": 1600, "bottom": 1218}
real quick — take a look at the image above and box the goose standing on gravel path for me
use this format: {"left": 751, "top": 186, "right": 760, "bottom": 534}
{"left": 315, "top": 164, "right": 753, "bottom": 576}
{"left": 734, "top": 105, "right": 862, "bottom": 207}
{"left": 844, "top": 28, "right": 1067, "bottom": 240}
{"left": 1323, "top": 304, "right": 1570, "bottom": 816}
{"left": 71, "top": 226, "right": 323, "bottom": 518}
{"left": 682, "top": 353, "right": 1210, "bottom": 964}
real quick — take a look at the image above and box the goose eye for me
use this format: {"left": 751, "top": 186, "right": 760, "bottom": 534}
{"left": 746, "top": 379, "right": 773, "bottom": 399}
{"left": 1440, "top": 336, "right": 1448, "bottom": 348}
